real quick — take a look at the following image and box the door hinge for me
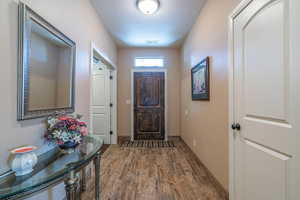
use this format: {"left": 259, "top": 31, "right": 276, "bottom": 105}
{"left": 109, "top": 75, "right": 113, "bottom": 80}
{"left": 110, "top": 131, "right": 113, "bottom": 135}
{"left": 110, "top": 103, "right": 113, "bottom": 107}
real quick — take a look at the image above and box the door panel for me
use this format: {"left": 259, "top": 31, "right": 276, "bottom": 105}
{"left": 243, "top": 140, "right": 289, "bottom": 200}
{"left": 244, "top": 0, "right": 286, "bottom": 120}
{"left": 136, "top": 109, "right": 161, "bottom": 132}
{"left": 92, "top": 75, "right": 106, "bottom": 106}
{"left": 134, "top": 72, "right": 165, "bottom": 140}
{"left": 92, "top": 114, "right": 107, "bottom": 134}
{"left": 137, "top": 76, "right": 160, "bottom": 106}
{"left": 233, "top": 0, "right": 300, "bottom": 199}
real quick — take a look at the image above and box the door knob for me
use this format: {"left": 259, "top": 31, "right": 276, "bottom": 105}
{"left": 231, "top": 123, "right": 236, "bottom": 130}
{"left": 236, "top": 123, "right": 241, "bottom": 131}
{"left": 231, "top": 123, "right": 241, "bottom": 131}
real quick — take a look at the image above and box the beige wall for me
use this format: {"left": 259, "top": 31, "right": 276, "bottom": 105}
{"left": 0, "top": 0, "right": 116, "bottom": 199}
{"left": 180, "top": 0, "right": 240, "bottom": 190}
{"left": 117, "top": 48, "right": 181, "bottom": 137}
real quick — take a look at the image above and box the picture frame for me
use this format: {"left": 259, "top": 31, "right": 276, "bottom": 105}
{"left": 191, "top": 57, "right": 210, "bottom": 100}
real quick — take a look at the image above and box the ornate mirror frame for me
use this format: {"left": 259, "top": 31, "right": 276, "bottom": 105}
{"left": 17, "top": 3, "right": 76, "bottom": 120}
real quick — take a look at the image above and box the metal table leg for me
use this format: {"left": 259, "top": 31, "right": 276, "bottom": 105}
{"left": 94, "top": 151, "right": 101, "bottom": 200}
{"left": 64, "top": 170, "right": 79, "bottom": 200}
{"left": 80, "top": 168, "right": 86, "bottom": 192}
{"left": 76, "top": 173, "right": 82, "bottom": 200}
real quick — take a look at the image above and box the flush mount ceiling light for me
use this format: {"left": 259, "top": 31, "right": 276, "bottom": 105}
{"left": 137, "top": 0, "right": 160, "bottom": 15}
{"left": 146, "top": 40, "right": 159, "bottom": 44}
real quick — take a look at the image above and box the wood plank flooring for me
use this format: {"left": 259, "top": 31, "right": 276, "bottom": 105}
{"left": 82, "top": 137, "right": 227, "bottom": 200}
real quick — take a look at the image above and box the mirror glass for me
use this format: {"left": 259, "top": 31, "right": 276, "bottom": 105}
{"left": 28, "top": 20, "right": 72, "bottom": 111}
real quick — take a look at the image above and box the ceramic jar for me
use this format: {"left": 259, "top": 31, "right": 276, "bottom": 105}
{"left": 10, "top": 146, "right": 38, "bottom": 176}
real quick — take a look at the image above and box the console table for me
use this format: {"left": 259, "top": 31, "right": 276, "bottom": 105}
{"left": 0, "top": 136, "right": 103, "bottom": 200}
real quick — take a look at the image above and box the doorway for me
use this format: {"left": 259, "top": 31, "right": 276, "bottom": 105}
{"left": 131, "top": 69, "right": 167, "bottom": 141}
{"left": 90, "top": 43, "right": 117, "bottom": 144}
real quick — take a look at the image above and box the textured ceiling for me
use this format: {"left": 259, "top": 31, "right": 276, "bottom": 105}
{"left": 91, "top": 0, "right": 205, "bottom": 47}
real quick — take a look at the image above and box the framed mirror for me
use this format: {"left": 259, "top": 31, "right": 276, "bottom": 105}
{"left": 17, "top": 3, "right": 76, "bottom": 120}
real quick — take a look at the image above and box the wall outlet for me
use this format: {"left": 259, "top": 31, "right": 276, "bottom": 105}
{"left": 185, "top": 109, "right": 189, "bottom": 116}
{"left": 193, "top": 140, "right": 196, "bottom": 147}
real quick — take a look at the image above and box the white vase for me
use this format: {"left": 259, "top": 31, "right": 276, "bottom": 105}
{"left": 10, "top": 146, "right": 38, "bottom": 176}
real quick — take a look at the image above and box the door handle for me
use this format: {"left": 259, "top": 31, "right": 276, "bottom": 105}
{"left": 231, "top": 123, "right": 241, "bottom": 131}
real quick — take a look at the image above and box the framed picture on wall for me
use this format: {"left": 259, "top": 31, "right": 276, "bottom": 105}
{"left": 191, "top": 57, "right": 210, "bottom": 100}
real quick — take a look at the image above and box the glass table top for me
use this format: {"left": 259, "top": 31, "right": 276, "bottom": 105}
{"left": 0, "top": 135, "right": 103, "bottom": 199}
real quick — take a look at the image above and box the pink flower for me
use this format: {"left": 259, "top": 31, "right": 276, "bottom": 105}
{"left": 79, "top": 121, "right": 87, "bottom": 126}
{"left": 67, "top": 118, "right": 75, "bottom": 122}
{"left": 57, "top": 140, "right": 64, "bottom": 145}
{"left": 58, "top": 116, "right": 68, "bottom": 121}
{"left": 69, "top": 124, "right": 77, "bottom": 130}
{"left": 80, "top": 126, "right": 88, "bottom": 136}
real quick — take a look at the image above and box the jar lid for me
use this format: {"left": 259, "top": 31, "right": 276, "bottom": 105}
{"left": 10, "top": 146, "right": 37, "bottom": 154}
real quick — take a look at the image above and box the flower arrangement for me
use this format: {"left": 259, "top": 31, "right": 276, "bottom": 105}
{"left": 44, "top": 113, "right": 88, "bottom": 148}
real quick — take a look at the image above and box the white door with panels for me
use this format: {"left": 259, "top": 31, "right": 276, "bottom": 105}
{"left": 91, "top": 58, "right": 111, "bottom": 144}
{"left": 232, "top": 0, "right": 300, "bottom": 199}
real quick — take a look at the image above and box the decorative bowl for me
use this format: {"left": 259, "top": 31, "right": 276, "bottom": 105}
{"left": 10, "top": 146, "right": 38, "bottom": 176}
{"left": 59, "top": 141, "right": 79, "bottom": 149}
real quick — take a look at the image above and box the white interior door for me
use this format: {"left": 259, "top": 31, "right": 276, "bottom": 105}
{"left": 91, "top": 59, "right": 111, "bottom": 144}
{"left": 233, "top": 0, "right": 300, "bottom": 199}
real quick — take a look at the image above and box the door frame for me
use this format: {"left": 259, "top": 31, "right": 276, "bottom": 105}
{"left": 89, "top": 42, "right": 118, "bottom": 144}
{"left": 228, "top": 0, "right": 254, "bottom": 199}
{"left": 131, "top": 68, "right": 168, "bottom": 141}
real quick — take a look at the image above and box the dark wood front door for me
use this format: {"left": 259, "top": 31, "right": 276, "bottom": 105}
{"left": 134, "top": 72, "right": 165, "bottom": 140}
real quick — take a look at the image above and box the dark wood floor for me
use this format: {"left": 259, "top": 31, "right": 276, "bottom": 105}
{"left": 82, "top": 137, "right": 227, "bottom": 200}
